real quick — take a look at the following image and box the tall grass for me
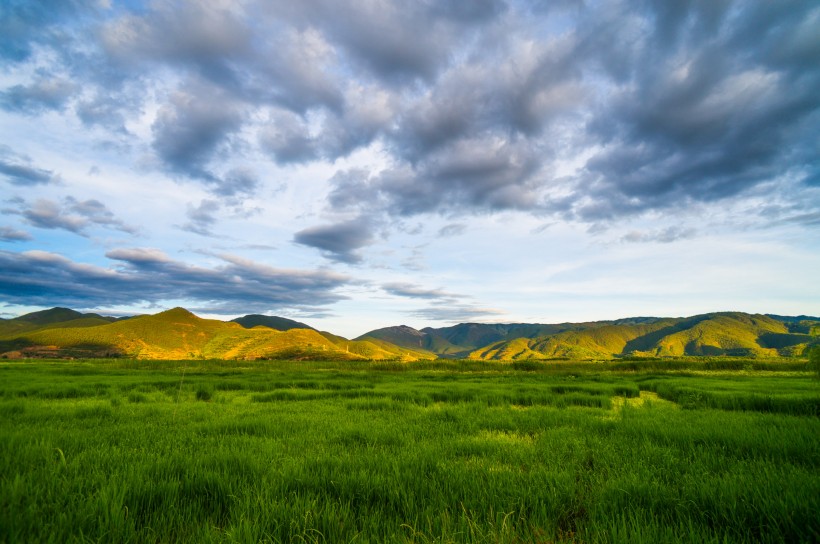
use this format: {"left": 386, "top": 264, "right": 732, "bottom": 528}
{"left": 0, "top": 360, "right": 817, "bottom": 543}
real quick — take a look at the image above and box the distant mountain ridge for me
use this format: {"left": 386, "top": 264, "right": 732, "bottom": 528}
{"left": 358, "top": 312, "right": 820, "bottom": 360}
{"left": 1, "top": 307, "right": 817, "bottom": 361}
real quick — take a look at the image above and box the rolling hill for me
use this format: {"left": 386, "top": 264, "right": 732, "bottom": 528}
{"left": 1, "top": 307, "right": 817, "bottom": 361}
{"left": 360, "top": 313, "right": 820, "bottom": 360}
{"left": 0, "top": 307, "right": 118, "bottom": 339}
{"left": 0, "top": 308, "right": 433, "bottom": 361}
{"left": 230, "top": 314, "right": 314, "bottom": 331}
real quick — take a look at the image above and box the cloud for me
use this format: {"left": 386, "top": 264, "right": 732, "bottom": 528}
{"left": 0, "top": 226, "right": 32, "bottom": 242}
{"left": 779, "top": 211, "right": 820, "bottom": 227}
{"left": 293, "top": 216, "right": 375, "bottom": 264}
{"left": 259, "top": 109, "right": 319, "bottom": 165}
{"left": 328, "top": 138, "right": 543, "bottom": 217}
{"left": 0, "top": 76, "right": 77, "bottom": 114}
{"left": 10, "top": 197, "right": 136, "bottom": 236}
{"left": 99, "top": 0, "right": 251, "bottom": 83}
{"left": 382, "top": 281, "right": 503, "bottom": 324}
{"left": 438, "top": 223, "right": 466, "bottom": 237}
{"left": 410, "top": 304, "right": 506, "bottom": 323}
{"left": 0, "top": 147, "right": 56, "bottom": 186}
{"left": 620, "top": 226, "right": 697, "bottom": 244}
{"left": 0, "top": 0, "right": 96, "bottom": 62}
{"left": 382, "top": 282, "right": 459, "bottom": 300}
{"left": 560, "top": 1, "right": 820, "bottom": 222}
{"left": 0, "top": 0, "right": 817, "bottom": 243}
{"left": 278, "top": 1, "right": 458, "bottom": 84}
{"left": 151, "top": 80, "right": 244, "bottom": 182}
{"left": 0, "top": 248, "right": 351, "bottom": 313}
{"left": 75, "top": 92, "right": 130, "bottom": 132}
{"left": 213, "top": 168, "right": 259, "bottom": 198}
{"left": 179, "top": 199, "right": 220, "bottom": 236}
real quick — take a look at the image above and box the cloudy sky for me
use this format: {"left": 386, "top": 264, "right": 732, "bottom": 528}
{"left": 1, "top": 0, "right": 818, "bottom": 337}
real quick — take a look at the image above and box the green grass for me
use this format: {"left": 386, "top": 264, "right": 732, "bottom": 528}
{"left": 0, "top": 359, "right": 818, "bottom": 543}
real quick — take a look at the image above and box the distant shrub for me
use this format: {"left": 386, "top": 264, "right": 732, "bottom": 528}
{"left": 195, "top": 386, "right": 213, "bottom": 401}
{"left": 808, "top": 345, "right": 820, "bottom": 378}
{"left": 127, "top": 392, "right": 147, "bottom": 403}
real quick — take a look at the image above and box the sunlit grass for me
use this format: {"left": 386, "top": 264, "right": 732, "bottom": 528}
{"left": 0, "top": 359, "right": 817, "bottom": 543}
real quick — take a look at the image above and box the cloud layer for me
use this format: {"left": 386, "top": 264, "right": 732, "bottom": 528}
{"left": 0, "top": 249, "right": 350, "bottom": 314}
{"left": 1, "top": 0, "right": 818, "bottom": 328}
{"left": 3, "top": 0, "right": 815, "bottom": 222}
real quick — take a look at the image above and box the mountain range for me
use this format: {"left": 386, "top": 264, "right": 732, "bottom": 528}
{"left": 0, "top": 307, "right": 817, "bottom": 361}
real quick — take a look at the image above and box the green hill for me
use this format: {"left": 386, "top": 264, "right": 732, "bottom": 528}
{"left": 0, "top": 307, "right": 118, "bottom": 340}
{"left": 1, "top": 307, "right": 817, "bottom": 361}
{"left": 0, "top": 307, "right": 433, "bottom": 361}
{"left": 358, "top": 313, "right": 819, "bottom": 361}
{"left": 467, "top": 313, "right": 818, "bottom": 360}
{"left": 231, "top": 314, "right": 314, "bottom": 331}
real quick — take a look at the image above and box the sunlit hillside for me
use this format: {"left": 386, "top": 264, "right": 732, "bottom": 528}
{"left": 0, "top": 308, "right": 432, "bottom": 361}
{"left": 1, "top": 307, "right": 817, "bottom": 361}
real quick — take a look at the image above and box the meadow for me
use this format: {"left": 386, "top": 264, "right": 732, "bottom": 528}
{"left": 0, "top": 359, "right": 817, "bottom": 543}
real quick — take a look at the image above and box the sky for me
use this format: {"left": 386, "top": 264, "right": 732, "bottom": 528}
{"left": 0, "top": 0, "right": 818, "bottom": 338}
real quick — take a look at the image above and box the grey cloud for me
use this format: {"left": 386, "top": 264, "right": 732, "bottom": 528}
{"left": 429, "top": 0, "right": 508, "bottom": 23}
{"left": 0, "top": 248, "right": 350, "bottom": 313}
{"left": 21, "top": 199, "right": 87, "bottom": 233}
{"left": 1, "top": 76, "right": 77, "bottom": 114}
{"left": 382, "top": 282, "right": 458, "bottom": 300}
{"left": 213, "top": 168, "right": 259, "bottom": 198}
{"left": 65, "top": 197, "right": 138, "bottom": 234}
{"left": 2, "top": 0, "right": 818, "bottom": 235}
{"left": 0, "top": 226, "right": 32, "bottom": 242}
{"left": 180, "top": 200, "right": 220, "bottom": 236}
{"left": 259, "top": 110, "right": 318, "bottom": 165}
{"left": 75, "top": 93, "right": 129, "bottom": 132}
{"left": 401, "top": 245, "right": 427, "bottom": 272}
{"left": 780, "top": 212, "right": 820, "bottom": 227}
{"left": 438, "top": 224, "right": 466, "bottom": 237}
{"left": 0, "top": 147, "right": 55, "bottom": 186}
{"left": 99, "top": 1, "right": 250, "bottom": 84}
{"left": 410, "top": 304, "right": 506, "bottom": 323}
{"left": 620, "top": 226, "right": 697, "bottom": 244}
{"left": 100, "top": 4, "right": 343, "bottom": 113}
{"left": 293, "top": 217, "right": 375, "bottom": 264}
{"left": 564, "top": 0, "right": 820, "bottom": 221}
{"left": 0, "top": 0, "right": 96, "bottom": 62}
{"left": 283, "top": 1, "right": 450, "bottom": 83}
{"left": 327, "top": 139, "right": 544, "bottom": 219}
{"left": 151, "top": 81, "right": 244, "bottom": 182}
{"left": 13, "top": 197, "right": 136, "bottom": 236}
{"left": 260, "top": 85, "right": 396, "bottom": 166}
{"left": 326, "top": 169, "right": 375, "bottom": 211}
{"left": 392, "top": 40, "right": 582, "bottom": 162}
{"left": 256, "top": 28, "right": 344, "bottom": 113}
{"left": 267, "top": 0, "right": 509, "bottom": 86}
{"left": 368, "top": 138, "right": 543, "bottom": 217}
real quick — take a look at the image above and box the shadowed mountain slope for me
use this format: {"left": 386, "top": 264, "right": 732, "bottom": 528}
{"left": 231, "top": 314, "right": 314, "bottom": 331}
{"left": 0, "top": 307, "right": 117, "bottom": 339}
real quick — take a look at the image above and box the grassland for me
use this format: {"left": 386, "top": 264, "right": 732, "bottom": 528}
{"left": 1, "top": 359, "right": 818, "bottom": 543}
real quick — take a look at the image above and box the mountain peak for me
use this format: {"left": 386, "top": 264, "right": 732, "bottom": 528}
{"left": 14, "top": 307, "right": 85, "bottom": 325}
{"left": 156, "top": 307, "right": 198, "bottom": 319}
{"left": 231, "top": 314, "right": 314, "bottom": 331}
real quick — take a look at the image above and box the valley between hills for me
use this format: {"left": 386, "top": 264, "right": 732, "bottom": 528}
{"left": 1, "top": 307, "right": 818, "bottom": 361}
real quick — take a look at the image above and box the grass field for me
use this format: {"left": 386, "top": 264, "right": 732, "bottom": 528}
{"left": 1, "top": 359, "right": 818, "bottom": 543}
